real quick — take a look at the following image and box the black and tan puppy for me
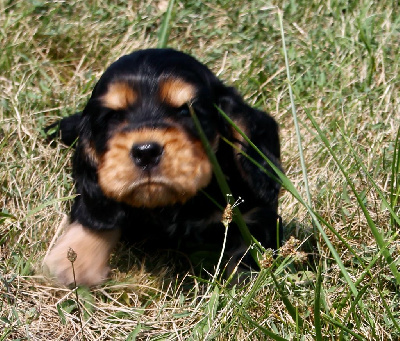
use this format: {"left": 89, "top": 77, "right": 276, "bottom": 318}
{"left": 44, "top": 48, "right": 282, "bottom": 286}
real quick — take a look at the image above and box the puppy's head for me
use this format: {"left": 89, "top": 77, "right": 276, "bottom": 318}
{"left": 79, "top": 49, "right": 225, "bottom": 208}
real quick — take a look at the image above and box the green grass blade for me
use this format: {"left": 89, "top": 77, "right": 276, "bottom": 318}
{"left": 339, "top": 284, "right": 371, "bottom": 340}
{"left": 189, "top": 105, "right": 261, "bottom": 265}
{"left": 300, "top": 107, "right": 400, "bottom": 285}
{"left": 217, "top": 106, "right": 360, "bottom": 299}
{"left": 342, "top": 136, "right": 400, "bottom": 284}
{"left": 222, "top": 136, "right": 366, "bottom": 267}
{"left": 157, "top": 0, "right": 175, "bottom": 48}
{"left": 240, "top": 267, "right": 306, "bottom": 334}
{"left": 22, "top": 195, "right": 77, "bottom": 221}
{"left": 192, "top": 286, "right": 220, "bottom": 338}
{"left": 270, "top": 270, "right": 304, "bottom": 331}
{"left": 126, "top": 323, "right": 143, "bottom": 340}
{"left": 341, "top": 128, "right": 400, "bottom": 228}
{"left": 377, "top": 286, "right": 400, "bottom": 334}
{"left": 222, "top": 285, "right": 289, "bottom": 341}
{"left": 337, "top": 232, "right": 398, "bottom": 314}
{"left": 314, "top": 261, "right": 323, "bottom": 341}
{"left": 216, "top": 105, "right": 306, "bottom": 205}
{"left": 310, "top": 122, "right": 399, "bottom": 283}
{"left": 390, "top": 125, "right": 400, "bottom": 228}
{"left": 278, "top": 9, "right": 312, "bottom": 209}
{"left": 321, "top": 313, "right": 366, "bottom": 341}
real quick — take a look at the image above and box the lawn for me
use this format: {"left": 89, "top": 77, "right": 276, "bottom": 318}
{"left": 1, "top": 0, "right": 399, "bottom": 339}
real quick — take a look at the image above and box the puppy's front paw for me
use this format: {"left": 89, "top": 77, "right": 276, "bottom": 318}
{"left": 43, "top": 223, "right": 120, "bottom": 287}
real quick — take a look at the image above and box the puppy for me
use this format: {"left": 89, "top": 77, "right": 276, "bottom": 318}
{"left": 44, "top": 48, "right": 283, "bottom": 286}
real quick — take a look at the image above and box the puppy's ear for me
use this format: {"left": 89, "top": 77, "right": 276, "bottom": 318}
{"left": 216, "top": 86, "right": 282, "bottom": 208}
{"left": 45, "top": 112, "right": 82, "bottom": 146}
{"left": 65, "top": 97, "right": 126, "bottom": 231}
{"left": 44, "top": 82, "right": 100, "bottom": 146}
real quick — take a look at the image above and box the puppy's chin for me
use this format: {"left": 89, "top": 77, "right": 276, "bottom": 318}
{"left": 122, "top": 183, "right": 188, "bottom": 208}
{"left": 120, "top": 180, "right": 194, "bottom": 208}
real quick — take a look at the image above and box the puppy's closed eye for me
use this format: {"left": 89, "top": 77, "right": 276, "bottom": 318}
{"left": 176, "top": 104, "right": 191, "bottom": 117}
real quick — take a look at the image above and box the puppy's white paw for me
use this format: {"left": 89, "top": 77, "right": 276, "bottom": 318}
{"left": 43, "top": 223, "right": 120, "bottom": 287}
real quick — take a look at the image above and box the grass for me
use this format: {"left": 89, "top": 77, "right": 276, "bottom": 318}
{"left": 1, "top": 0, "right": 400, "bottom": 339}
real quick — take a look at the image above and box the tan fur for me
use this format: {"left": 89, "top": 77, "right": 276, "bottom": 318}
{"left": 231, "top": 118, "right": 248, "bottom": 145}
{"left": 83, "top": 139, "right": 99, "bottom": 165}
{"left": 159, "top": 78, "right": 196, "bottom": 107}
{"left": 101, "top": 81, "right": 137, "bottom": 110}
{"left": 43, "top": 223, "right": 120, "bottom": 286}
{"left": 98, "top": 127, "right": 212, "bottom": 207}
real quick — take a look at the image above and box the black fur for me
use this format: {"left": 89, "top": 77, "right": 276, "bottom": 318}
{"left": 46, "top": 48, "right": 283, "bottom": 278}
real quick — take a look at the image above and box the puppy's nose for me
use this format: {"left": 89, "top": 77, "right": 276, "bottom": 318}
{"left": 131, "top": 142, "right": 164, "bottom": 169}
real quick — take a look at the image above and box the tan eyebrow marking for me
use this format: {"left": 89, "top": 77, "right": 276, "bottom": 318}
{"left": 159, "top": 78, "right": 196, "bottom": 107}
{"left": 101, "top": 81, "right": 137, "bottom": 110}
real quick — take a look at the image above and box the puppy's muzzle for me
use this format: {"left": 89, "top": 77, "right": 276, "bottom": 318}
{"left": 130, "top": 141, "right": 164, "bottom": 170}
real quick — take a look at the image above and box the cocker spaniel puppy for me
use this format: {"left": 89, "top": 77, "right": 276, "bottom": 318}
{"left": 44, "top": 48, "right": 283, "bottom": 286}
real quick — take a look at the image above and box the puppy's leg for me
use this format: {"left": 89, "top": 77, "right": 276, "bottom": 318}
{"left": 44, "top": 222, "right": 120, "bottom": 287}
